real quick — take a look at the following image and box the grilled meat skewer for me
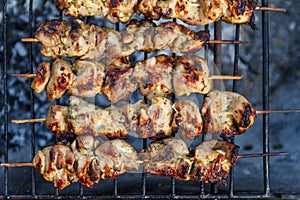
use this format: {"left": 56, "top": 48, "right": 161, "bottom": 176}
{"left": 54, "top": 0, "right": 285, "bottom": 28}
{"left": 12, "top": 90, "right": 259, "bottom": 139}
{"left": 0, "top": 136, "right": 288, "bottom": 190}
{"left": 26, "top": 19, "right": 246, "bottom": 59}
{"left": 19, "top": 55, "right": 235, "bottom": 103}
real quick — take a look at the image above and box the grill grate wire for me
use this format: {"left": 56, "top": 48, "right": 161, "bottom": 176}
{"left": 0, "top": 0, "right": 294, "bottom": 199}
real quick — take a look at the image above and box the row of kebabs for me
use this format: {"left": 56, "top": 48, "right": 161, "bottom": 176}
{"left": 54, "top": 0, "right": 259, "bottom": 28}
{"left": 29, "top": 134, "right": 239, "bottom": 190}
{"left": 31, "top": 18, "right": 244, "bottom": 59}
{"left": 15, "top": 90, "right": 256, "bottom": 140}
{"left": 29, "top": 54, "right": 214, "bottom": 102}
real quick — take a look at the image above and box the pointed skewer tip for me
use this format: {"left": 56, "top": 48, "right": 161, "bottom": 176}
{"left": 12, "top": 118, "right": 46, "bottom": 124}
{"left": 256, "top": 109, "right": 300, "bottom": 115}
{"left": 237, "top": 152, "right": 289, "bottom": 159}
{"left": 207, "top": 40, "right": 250, "bottom": 45}
{"left": 10, "top": 74, "right": 36, "bottom": 78}
{"left": 21, "top": 38, "right": 39, "bottom": 43}
{"left": 256, "top": 7, "right": 286, "bottom": 12}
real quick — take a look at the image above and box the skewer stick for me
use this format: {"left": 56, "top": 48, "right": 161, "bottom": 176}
{"left": 11, "top": 73, "right": 243, "bottom": 81}
{"left": 207, "top": 40, "right": 249, "bottom": 45}
{"left": 255, "top": 7, "right": 286, "bottom": 12}
{"left": 12, "top": 108, "right": 300, "bottom": 124}
{"left": 256, "top": 109, "right": 300, "bottom": 114}
{"left": 12, "top": 118, "right": 46, "bottom": 124}
{"left": 0, "top": 162, "right": 34, "bottom": 167}
{"left": 10, "top": 73, "right": 36, "bottom": 78}
{"left": 237, "top": 152, "right": 289, "bottom": 159}
{"left": 209, "top": 75, "right": 242, "bottom": 80}
{"left": 0, "top": 152, "right": 288, "bottom": 168}
{"left": 21, "top": 38, "right": 38, "bottom": 43}
{"left": 21, "top": 37, "right": 249, "bottom": 45}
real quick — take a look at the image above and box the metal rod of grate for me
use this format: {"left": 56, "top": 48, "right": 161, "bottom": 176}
{"left": 0, "top": 0, "right": 295, "bottom": 199}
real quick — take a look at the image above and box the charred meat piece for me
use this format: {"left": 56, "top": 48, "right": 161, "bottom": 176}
{"left": 190, "top": 140, "right": 239, "bottom": 184}
{"left": 102, "top": 57, "right": 138, "bottom": 103}
{"left": 71, "top": 134, "right": 101, "bottom": 188}
{"left": 122, "top": 100, "right": 152, "bottom": 138}
{"left": 123, "top": 97, "right": 173, "bottom": 139}
{"left": 134, "top": 55, "right": 174, "bottom": 100}
{"left": 46, "top": 105, "right": 69, "bottom": 136}
{"left": 68, "top": 59, "right": 105, "bottom": 97}
{"left": 142, "top": 138, "right": 194, "bottom": 180}
{"left": 46, "top": 58, "right": 75, "bottom": 102}
{"left": 94, "top": 139, "right": 140, "bottom": 179}
{"left": 172, "top": 99, "right": 202, "bottom": 140}
{"left": 173, "top": 56, "right": 212, "bottom": 96}
{"left": 33, "top": 144, "right": 78, "bottom": 190}
{"left": 68, "top": 96, "right": 129, "bottom": 139}
{"left": 31, "top": 62, "right": 51, "bottom": 93}
{"left": 201, "top": 90, "right": 256, "bottom": 138}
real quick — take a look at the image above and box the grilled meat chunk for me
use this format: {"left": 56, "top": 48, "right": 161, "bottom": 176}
{"left": 134, "top": 55, "right": 174, "bottom": 100}
{"left": 173, "top": 56, "right": 212, "bottom": 96}
{"left": 31, "top": 62, "right": 51, "bottom": 93}
{"left": 71, "top": 134, "right": 101, "bottom": 188}
{"left": 94, "top": 139, "right": 140, "bottom": 179}
{"left": 46, "top": 58, "right": 75, "bottom": 102}
{"left": 68, "top": 60, "right": 105, "bottom": 97}
{"left": 123, "top": 97, "right": 173, "bottom": 139}
{"left": 102, "top": 57, "right": 138, "bottom": 103}
{"left": 201, "top": 90, "right": 256, "bottom": 138}
{"left": 142, "top": 138, "right": 194, "bottom": 180}
{"left": 172, "top": 99, "right": 202, "bottom": 140}
{"left": 68, "top": 96, "right": 129, "bottom": 139}
{"left": 46, "top": 105, "right": 69, "bottom": 136}
{"left": 33, "top": 144, "right": 78, "bottom": 190}
{"left": 191, "top": 140, "right": 239, "bottom": 184}
{"left": 34, "top": 19, "right": 210, "bottom": 59}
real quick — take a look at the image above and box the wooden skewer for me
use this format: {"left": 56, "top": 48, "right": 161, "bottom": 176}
{"left": 10, "top": 73, "right": 36, "bottom": 78}
{"left": 206, "top": 40, "right": 249, "bottom": 45}
{"left": 21, "top": 38, "right": 38, "bottom": 43}
{"left": 0, "top": 152, "right": 288, "bottom": 168}
{"left": 10, "top": 73, "right": 242, "bottom": 81}
{"left": 237, "top": 152, "right": 289, "bottom": 159}
{"left": 209, "top": 75, "right": 242, "bottom": 80}
{"left": 255, "top": 7, "right": 286, "bottom": 12}
{"left": 21, "top": 37, "right": 249, "bottom": 45}
{"left": 12, "top": 108, "right": 300, "bottom": 124}
{"left": 256, "top": 109, "right": 300, "bottom": 114}
{"left": 0, "top": 162, "right": 34, "bottom": 167}
{"left": 12, "top": 118, "right": 46, "bottom": 124}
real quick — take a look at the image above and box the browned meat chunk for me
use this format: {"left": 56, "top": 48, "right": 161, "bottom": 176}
{"left": 33, "top": 144, "right": 78, "bottom": 190}
{"left": 201, "top": 90, "right": 256, "bottom": 138}
{"left": 31, "top": 62, "right": 51, "bottom": 93}
{"left": 102, "top": 57, "right": 138, "bottom": 103}
{"left": 172, "top": 99, "right": 202, "bottom": 140}
{"left": 173, "top": 56, "right": 212, "bottom": 96}
{"left": 134, "top": 55, "right": 173, "bottom": 100}
{"left": 46, "top": 58, "right": 75, "bottom": 102}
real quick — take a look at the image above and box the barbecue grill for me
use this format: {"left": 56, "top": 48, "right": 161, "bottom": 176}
{"left": 1, "top": 0, "right": 300, "bottom": 199}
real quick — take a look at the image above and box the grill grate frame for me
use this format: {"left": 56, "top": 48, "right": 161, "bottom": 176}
{"left": 0, "top": 0, "right": 297, "bottom": 199}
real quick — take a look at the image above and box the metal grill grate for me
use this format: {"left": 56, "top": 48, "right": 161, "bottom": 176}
{"left": 1, "top": 0, "right": 298, "bottom": 199}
